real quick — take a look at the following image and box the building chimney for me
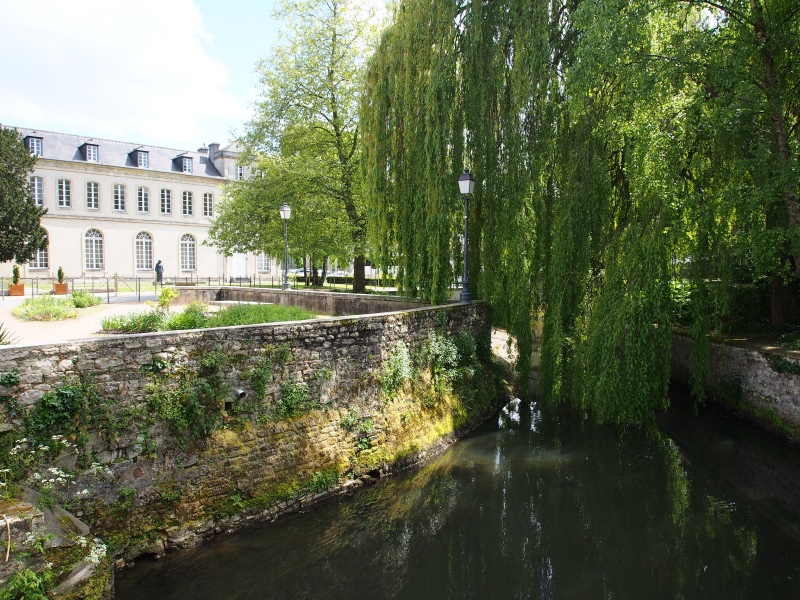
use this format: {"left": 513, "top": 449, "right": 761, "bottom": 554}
{"left": 197, "top": 144, "right": 208, "bottom": 155}
{"left": 208, "top": 142, "right": 221, "bottom": 157}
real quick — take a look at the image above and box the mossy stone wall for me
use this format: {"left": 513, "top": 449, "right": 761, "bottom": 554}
{"left": 671, "top": 334, "right": 800, "bottom": 441}
{"left": 0, "top": 301, "right": 506, "bottom": 571}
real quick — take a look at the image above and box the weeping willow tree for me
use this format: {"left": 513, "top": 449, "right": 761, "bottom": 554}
{"left": 361, "top": 0, "right": 800, "bottom": 421}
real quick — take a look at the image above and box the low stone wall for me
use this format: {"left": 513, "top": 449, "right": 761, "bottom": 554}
{"left": 671, "top": 334, "right": 800, "bottom": 441}
{"left": 174, "top": 286, "right": 425, "bottom": 316}
{"left": 0, "top": 298, "right": 507, "bottom": 594}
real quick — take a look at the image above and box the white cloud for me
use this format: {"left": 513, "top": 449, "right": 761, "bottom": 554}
{"left": 0, "top": 0, "right": 246, "bottom": 149}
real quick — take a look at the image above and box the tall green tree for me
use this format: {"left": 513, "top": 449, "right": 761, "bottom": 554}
{"left": 0, "top": 127, "right": 47, "bottom": 264}
{"left": 226, "top": 0, "right": 379, "bottom": 292}
{"left": 361, "top": 0, "right": 800, "bottom": 420}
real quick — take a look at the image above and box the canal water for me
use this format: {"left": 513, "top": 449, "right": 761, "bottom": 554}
{"left": 116, "top": 392, "right": 800, "bottom": 599}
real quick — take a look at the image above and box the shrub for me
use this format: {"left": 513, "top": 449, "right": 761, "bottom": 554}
{"left": 377, "top": 340, "right": 412, "bottom": 399}
{"left": 275, "top": 380, "right": 315, "bottom": 419}
{"left": 208, "top": 303, "right": 314, "bottom": 327}
{"left": 70, "top": 289, "right": 101, "bottom": 308}
{"left": 12, "top": 296, "right": 78, "bottom": 321}
{"left": 164, "top": 302, "right": 210, "bottom": 330}
{"left": 11, "top": 265, "right": 20, "bottom": 286}
{"left": 101, "top": 310, "right": 164, "bottom": 333}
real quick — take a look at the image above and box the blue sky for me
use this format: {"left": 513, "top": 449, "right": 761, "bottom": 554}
{"left": 0, "top": 0, "right": 283, "bottom": 150}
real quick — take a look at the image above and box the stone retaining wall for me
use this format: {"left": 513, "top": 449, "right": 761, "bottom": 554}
{"left": 174, "top": 286, "right": 425, "bottom": 316}
{"left": 0, "top": 299, "right": 506, "bottom": 580}
{"left": 671, "top": 334, "right": 800, "bottom": 441}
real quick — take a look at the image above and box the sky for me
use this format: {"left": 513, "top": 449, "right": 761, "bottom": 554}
{"left": 0, "top": 0, "right": 285, "bottom": 150}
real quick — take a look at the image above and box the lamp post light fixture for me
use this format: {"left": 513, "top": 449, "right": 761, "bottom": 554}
{"left": 279, "top": 202, "right": 292, "bottom": 291}
{"left": 458, "top": 170, "right": 475, "bottom": 304}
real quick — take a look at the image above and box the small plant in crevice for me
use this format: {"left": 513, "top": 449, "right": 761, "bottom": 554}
{"left": 377, "top": 340, "right": 412, "bottom": 401}
{"left": 0, "top": 368, "right": 19, "bottom": 387}
{"left": 308, "top": 470, "right": 338, "bottom": 494}
{"left": 25, "top": 375, "right": 102, "bottom": 448}
{"left": 144, "top": 348, "right": 230, "bottom": 441}
{"left": 274, "top": 380, "right": 316, "bottom": 420}
{"left": 340, "top": 407, "right": 361, "bottom": 431}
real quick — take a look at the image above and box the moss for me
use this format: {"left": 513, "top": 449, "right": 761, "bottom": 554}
{"left": 714, "top": 389, "right": 800, "bottom": 442}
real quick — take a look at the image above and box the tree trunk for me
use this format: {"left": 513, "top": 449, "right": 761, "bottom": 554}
{"left": 771, "top": 270, "right": 800, "bottom": 325}
{"left": 353, "top": 255, "right": 366, "bottom": 293}
{"left": 749, "top": 0, "right": 800, "bottom": 323}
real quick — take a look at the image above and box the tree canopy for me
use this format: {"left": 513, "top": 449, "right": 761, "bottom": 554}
{"left": 210, "top": 0, "right": 380, "bottom": 290}
{"left": 361, "top": 0, "right": 800, "bottom": 420}
{"left": 0, "top": 127, "right": 47, "bottom": 265}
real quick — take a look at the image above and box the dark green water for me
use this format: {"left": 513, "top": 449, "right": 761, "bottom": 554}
{"left": 116, "top": 393, "right": 800, "bottom": 599}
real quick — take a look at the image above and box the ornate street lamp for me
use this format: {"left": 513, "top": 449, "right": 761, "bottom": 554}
{"left": 279, "top": 203, "right": 291, "bottom": 291}
{"left": 458, "top": 170, "right": 475, "bottom": 304}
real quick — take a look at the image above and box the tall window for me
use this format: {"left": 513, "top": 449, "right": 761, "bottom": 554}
{"left": 203, "top": 193, "right": 213, "bottom": 217}
{"left": 29, "top": 176, "right": 43, "bottom": 206}
{"left": 182, "top": 157, "right": 192, "bottom": 173}
{"left": 236, "top": 165, "right": 244, "bottom": 180}
{"left": 113, "top": 184, "right": 126, "bottom": 211}
{"left": 138, "top": 187, "right": 149, "bottom": 213}
{"left": 29, "top": 246, "right": 49, "bottom": 269}
{"left": 28, "top": 138, "right": 42, "bottom": 156}
{"left": 86, "top": 181, "right": 99, "bottom": 210}
{"left": 135, "top": 232, "right": 153, "bottom": 270}
{"left": 180, "top": 234, "right": 196, "bottom": 271}
{"left": 257, "top": 253, "right": 271, "bottom": 273}
{"left": 84, "top": 229, "right": 104, "bottom": 270}
{"left": 160, "top": 189, "right": 172, "bottom": 214}
{"left": 57, "top": 179, "right": 71, "bottom": 207}
{"left": 86, "top": 145, "right": 98, "bottom": 162}
{"left": 137, "top": 151, "right": 149, "bottom": 168}
{"left": 182, "top": 191, "right": 193, "bottom": 216}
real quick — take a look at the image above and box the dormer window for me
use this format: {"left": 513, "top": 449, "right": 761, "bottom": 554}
{"left": 182, "top": 157, "right": 193, "bottom": 173}
{"left": 84, "top": 144, "right": 98, "bottom": 162}
{"left": 26, "top": 137, "right": 42, "bottom": 157}
{"left": 137, "top": 151, "right": 149, "bottom": 168}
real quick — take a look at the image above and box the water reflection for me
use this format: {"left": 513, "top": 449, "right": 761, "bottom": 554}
{"left": 117, "top": 393, "right": 800, "bottom": 600}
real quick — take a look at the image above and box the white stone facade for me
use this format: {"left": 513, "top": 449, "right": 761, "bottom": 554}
{"left": 2, "top": 127, "right": 278, "bottom": 282}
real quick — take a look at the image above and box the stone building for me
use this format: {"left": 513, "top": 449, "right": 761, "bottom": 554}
{"left": 1, "top": 127, "right": 278, "bottom": 281}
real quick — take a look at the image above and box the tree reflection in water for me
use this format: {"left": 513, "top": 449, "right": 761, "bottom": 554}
{"left": 117, "top": 394, "right": 800, "bottom": 600}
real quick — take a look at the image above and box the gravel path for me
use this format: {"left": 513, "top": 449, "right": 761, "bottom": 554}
{"left": 0, "top": 292, "right": 159, "bottom": 347}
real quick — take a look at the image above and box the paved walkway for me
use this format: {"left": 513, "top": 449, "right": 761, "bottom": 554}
{"left": 0, "top": 292, "right": 159, "bottom": 347}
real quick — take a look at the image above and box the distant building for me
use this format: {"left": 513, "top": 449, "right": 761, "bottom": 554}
{"left": 1, "top": 127, "right": 278, "bottom": 282}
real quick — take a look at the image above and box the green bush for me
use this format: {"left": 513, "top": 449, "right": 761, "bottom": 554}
{"left": 164, "top": 302, "right": 210, "bottom": 330}
{"left": 275, "top": 380, "right": 315, "bottom": 419}
{"left": 13, "top": 296, "right": 78, "bottom": 321}
{"left": 101, "top": 310, "right": 165, "bottom": 333}
{"left": 70, "top": 289, "right": 102, "bottom": 308}
{"left": 377, "top": 340, "right": 412, "bottom": 399}
{"left": 209, "top": 303, "right": 314, "bottom": 327}
{"left": 25, "top": 376, "right": 100, "bottom": 445}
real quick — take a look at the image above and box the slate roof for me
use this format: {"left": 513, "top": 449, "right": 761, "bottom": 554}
{"left": 12, "top": 126, "right": 226, "bottom": 180}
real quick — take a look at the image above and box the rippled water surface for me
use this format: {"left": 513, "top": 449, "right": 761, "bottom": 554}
{"left": 116, "top": 393, "right": 800, "bottom": 599}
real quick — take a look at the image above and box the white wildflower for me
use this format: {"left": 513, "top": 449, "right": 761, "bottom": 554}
{"left": 87, "top": 539, "right": 107, "bottom": 565}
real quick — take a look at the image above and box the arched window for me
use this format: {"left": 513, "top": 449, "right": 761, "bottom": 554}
{"left": 85, "top": 229, "right": 104, "bottom": 270}
{"left": 180, "top": 234, "right": 196, "bottom": 271}
{"left": 135, "top": 232, "right": 153, "bottom": 270}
